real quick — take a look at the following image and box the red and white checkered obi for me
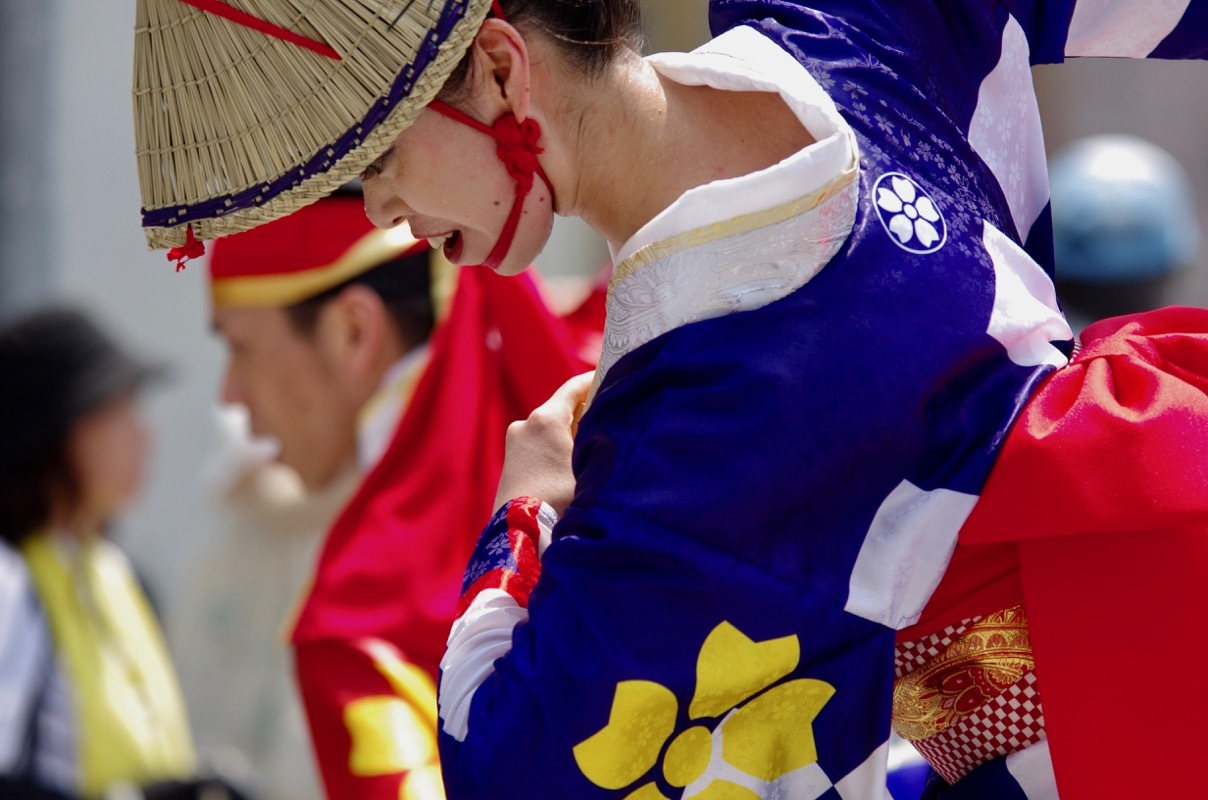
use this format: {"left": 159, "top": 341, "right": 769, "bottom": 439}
{"left": 891, "top": 606, "right": 1046, "bottom": 784}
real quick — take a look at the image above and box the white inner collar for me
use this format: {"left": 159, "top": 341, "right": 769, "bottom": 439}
{"left": 609, "top": 25, "right": 859, "bottom": 267}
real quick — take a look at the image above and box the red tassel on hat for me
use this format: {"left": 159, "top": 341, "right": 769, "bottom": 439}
{"left": 168, "top": 225, "right": 206, "bottom": 272}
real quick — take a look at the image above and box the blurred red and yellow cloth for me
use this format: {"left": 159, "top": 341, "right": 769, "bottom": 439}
{"left": 290, "top": 265, "right": 601, "bottom": 799}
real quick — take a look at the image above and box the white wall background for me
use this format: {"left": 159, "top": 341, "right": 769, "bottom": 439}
{"left": 50, "top": 0, "right": 226, "bottom": 608}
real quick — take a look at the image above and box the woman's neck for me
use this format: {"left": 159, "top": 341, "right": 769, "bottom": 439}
{"left": 48, "top": 503, "right": 103, "bottom": 539}
{"left": 551, "top": 50, "right": 816, "bottom": 250}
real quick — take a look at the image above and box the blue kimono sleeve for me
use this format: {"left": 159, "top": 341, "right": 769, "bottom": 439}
{"left": 1009, "top": 0, "right": 1208, "bottom": 60}
{"left": 438, "top": 500, "right": 896, "bottom": 799}
{"left": 708, "top": 0, "right": 1206, "bottom": 68}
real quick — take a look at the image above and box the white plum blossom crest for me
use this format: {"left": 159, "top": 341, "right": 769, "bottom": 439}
{"left": 873, "top": 172, "right": 947, "bottom": 254}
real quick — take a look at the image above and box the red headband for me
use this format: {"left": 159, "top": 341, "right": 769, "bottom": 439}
{"left": 427, "top": 0, "right": 555, "bottom": 272}
{"left": 428, "top": 101, "right": 553, "bottom": 272}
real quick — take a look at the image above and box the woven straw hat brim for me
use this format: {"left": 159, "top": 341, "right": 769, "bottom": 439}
{"left": 134, "top": 0, "right": 492, "bottom": 250}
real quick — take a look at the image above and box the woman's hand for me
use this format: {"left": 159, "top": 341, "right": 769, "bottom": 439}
{"left": 493, "top": 372, "right": 594, "bottom": 516}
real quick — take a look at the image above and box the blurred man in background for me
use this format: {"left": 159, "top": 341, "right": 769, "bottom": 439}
{"left": 1050, "top": 134, "right": 1202, "bottom": 333}
{"left": 171, "top": 414, "right": 356, "bottom": 798}
{"left": 189, "top": 192, "right": 599, "bottom": 799}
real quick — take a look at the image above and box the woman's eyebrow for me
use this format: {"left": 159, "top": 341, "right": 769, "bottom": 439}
{"left": 360, "top": 146, "right": 396, "bottom": 180}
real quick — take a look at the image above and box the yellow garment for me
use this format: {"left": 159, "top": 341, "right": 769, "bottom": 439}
{"left": 23, "top": 533, "right": 194, "bottom": 798}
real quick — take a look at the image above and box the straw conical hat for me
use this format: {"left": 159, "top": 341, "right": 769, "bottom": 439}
{"left": 133, "top": 0, "right": 492, "bottom": 251}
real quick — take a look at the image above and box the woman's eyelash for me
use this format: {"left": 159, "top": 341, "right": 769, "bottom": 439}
{"left": 361, "top": 147, "right": 395, "bottom": 180}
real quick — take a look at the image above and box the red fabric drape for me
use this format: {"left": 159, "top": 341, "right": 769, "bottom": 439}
{"left": 291, "top": 267, "right": 599, "bottom": 798}
{"left": 961, "top": 306, "right": 1208, "bottom": 798}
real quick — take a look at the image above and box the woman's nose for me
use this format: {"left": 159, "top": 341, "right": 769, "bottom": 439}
{"left": 362, "top": 180, "right": 410, "bottom": 229}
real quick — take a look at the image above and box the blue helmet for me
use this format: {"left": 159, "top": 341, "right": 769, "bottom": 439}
{"left": 1049, "top": 135, "right": 1200, "bottom": 284}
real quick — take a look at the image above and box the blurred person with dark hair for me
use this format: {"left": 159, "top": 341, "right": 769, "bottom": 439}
{"left": 0, "top": 308, "right": 247, "bottom": 800}
{"left": 1050, "top": 134, "right": 1202, "bottom": 333}
{"left": 203, "top": 192, "right": 599, "bottom": 800}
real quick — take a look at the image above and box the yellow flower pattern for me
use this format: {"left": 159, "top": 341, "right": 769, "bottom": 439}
{"left": 344, "top": 641, "right": 444, "bottom": 800}
{"left": 573, "top": 622, "right": 835, "bottom": 799}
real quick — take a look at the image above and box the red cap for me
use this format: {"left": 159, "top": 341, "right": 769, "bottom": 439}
{"left": 208, "top": 195, "right": 428, "bottom": 308}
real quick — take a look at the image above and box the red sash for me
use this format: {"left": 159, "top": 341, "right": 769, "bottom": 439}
{"left": 962, "top": 306, "right": 1208, "bottom": 798}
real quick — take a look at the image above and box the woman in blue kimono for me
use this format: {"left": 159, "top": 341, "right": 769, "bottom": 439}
{"left": 133, "top": 1, "right": 1208, "bottom": 797}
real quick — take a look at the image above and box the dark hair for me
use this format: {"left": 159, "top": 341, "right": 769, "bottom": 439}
{"left": 441, "top": 0, "right": 643, "bottom": 99}
{"left": 0, "top": 442, "right": 78, "bottom": 545}
{"left": 0, "top": 306, "right": 160, "bottom": 545}
{"left": 284, "top": 248, "right": 436, "bottom": 347}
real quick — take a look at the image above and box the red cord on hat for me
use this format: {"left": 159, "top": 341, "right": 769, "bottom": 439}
{"left": 429, "top": 101, "right": 554, "bottom": 271}
{"left": 178, "top": 0, "right": 341, "bottom": 60}
{"left": 167, "top": 225, "right": 206, "bottom": 272}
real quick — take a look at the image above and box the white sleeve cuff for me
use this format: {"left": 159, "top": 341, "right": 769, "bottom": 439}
{"left": 439, "top": 589, "right": 529, "bottom": 742}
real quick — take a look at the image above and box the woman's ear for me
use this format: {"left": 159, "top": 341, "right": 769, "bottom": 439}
{"left": 468, "top": 18, "right": 533, "bottom": 122}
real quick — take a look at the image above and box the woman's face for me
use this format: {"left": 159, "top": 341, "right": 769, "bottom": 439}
{"left": 361, "top": 106, "right": 556, "bottom": 276}
{"left": 68, "top": 391, "right": 149, "bottom": 526}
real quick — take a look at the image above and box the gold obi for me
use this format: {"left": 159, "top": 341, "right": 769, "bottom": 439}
{"left": 891, "top": 606, "right": 1046, "bottom": 784}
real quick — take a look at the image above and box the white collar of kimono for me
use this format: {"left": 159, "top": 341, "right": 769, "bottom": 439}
{"left": 609, "top": 25, "right": 859, "bottom": 267}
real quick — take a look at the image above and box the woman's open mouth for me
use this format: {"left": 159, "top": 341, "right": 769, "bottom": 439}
{"left": 442, "top": 230, "right": 464, "bottom": 262}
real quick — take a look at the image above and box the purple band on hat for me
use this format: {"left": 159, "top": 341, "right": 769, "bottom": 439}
{"left": 142, "top": 0, "right": 467, "bottom": 231}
